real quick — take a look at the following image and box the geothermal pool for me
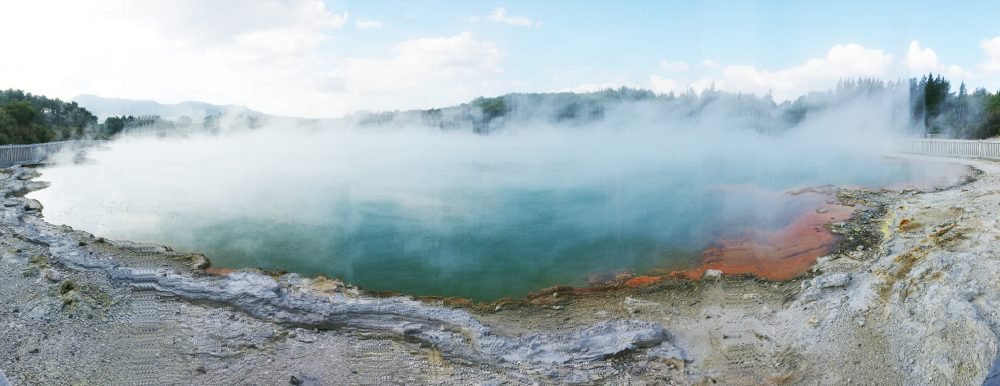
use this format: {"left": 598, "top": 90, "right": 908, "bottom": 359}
{"left": 29, "top": 129, "right": 966, "bottom": 300}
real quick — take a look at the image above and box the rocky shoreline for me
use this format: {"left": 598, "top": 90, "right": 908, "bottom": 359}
{"left": 1, "top": 155, "right": 998, "bottom": 384}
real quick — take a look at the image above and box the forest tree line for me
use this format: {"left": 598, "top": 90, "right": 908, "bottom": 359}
{"left": 0, "top": 89, "right": 98, "bottom": 144}
{"left": 423, "top": 74, "right": 1000, "bottom": 139}
{"left": 909, "top": 73, "right": 1000, "bottom": 138}
{"left": 3, "top": 73, "right": 1000, "bottom": 144}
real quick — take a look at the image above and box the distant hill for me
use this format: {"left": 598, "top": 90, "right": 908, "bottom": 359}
{"left": 73, "top": 86, "right": 906, "bottom": 138}
{"left": 342, "top": 78, "right": 1000, "bottom": 139}
{"left": 69, "top": 74, "right": 1000, "bottom": 140}
{"left": 73, "top": 94, "right": 259, "bottom": 121}
{"left": 73, "top": 94, "right": 293, "bottom": 138}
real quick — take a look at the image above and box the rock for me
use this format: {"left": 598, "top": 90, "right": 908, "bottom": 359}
{"left": 224, "top": 272, "right": 280, "bottom": 299}
{"left": 22, "top": 199, "right": 42, "bottom": 212}
{"left": 279, "top": 273, "right": 306, "bottom": 286}
{"left": 799, "top": 287, "right": 822, "bottom": 303}
{"left": 190, "top": 254, "right": 210, "bottom": 270}
{"left": 15, "top": 169, "right": 40, "bottom": 180}
{"left": 42, "top": 268, "right": 62, "bottom": 282}
{"left": 703, "top": 269, "right": 723, "bottom": 280}
{"left": 0, "top": 369, "right": 9, "bottom": 386}
{"left": 797, "top": 273, "right": 853, "bottom": 304}
{"left": 289, "top": 374, "right": 317, "bottom": 385}
{"left": 812, "top": 272, "right": 851, "bottom": 289}
{"left": 295, "top": 333, "right": 316, "bottom": 343}
{"left": 494, "top": 320, "right": 675, "bottom": 365}
{"left": 23, "top": 181, "right": 49, "bottom": 192}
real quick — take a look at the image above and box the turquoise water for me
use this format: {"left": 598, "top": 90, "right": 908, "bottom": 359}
{"left": 29, "top": 131, "right": 966, "bottom": 300}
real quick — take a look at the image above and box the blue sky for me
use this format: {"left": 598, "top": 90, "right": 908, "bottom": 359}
{"left": 1, "top": 0, "right": 999, "bottom": 117}
{"left": 331, "top": 0, "right": 999, "bottom": 87}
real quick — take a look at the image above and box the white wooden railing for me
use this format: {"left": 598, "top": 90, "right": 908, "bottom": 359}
{"left": 893, "top": 138, "right": 1000, "bottom": 160}
{"left": 0, "top": 140, "right": 102, "bottom": 167}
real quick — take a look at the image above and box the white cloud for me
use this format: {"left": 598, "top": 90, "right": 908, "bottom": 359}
{"left": 710, "top": 44, "right": 894, "bottom": 100}
{"left": 355, "top": 20, "right": 383, "bottom": 30}
{"left": 333, "top": 32, "right": 505, "bottom": 112}
{"left": 233, "top": 26, "right": 329, "bottom": 55}
{"left": 979, "top": 36, "right": 1000, "bottom": 73}
{"left": 649, "top": 44, "right": 895, "bottom": 101}
{"left": 117, "top": 0, "right": 346, "bottom": 50}
{"left": 659, "top": 60, "right": 689, "bottom": 72}
{"left": 485, "top": 7, "right": 539, "bottom": 27}
{"left": 4, "top": 2, "right": 996, "bottom": 118}
{"left": 343, "top": 32, "right": 502, "bottom": 86}
{"left": 904, "top": 41, "right": 940, "bottom": 73}
{"left": 0, "top": 0, "right": 353, "bottom": 117}
{"left": 0, "top": 0, "right": 510, "bottom": 117}
{"left": 904, "top": 40, "right": 970, "bottom": 79}
{"left": 649, "top": 75, "right": 682, "bottom": 94}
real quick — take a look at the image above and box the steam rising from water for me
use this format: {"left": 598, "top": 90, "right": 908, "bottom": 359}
{"left": 30, "top": 90, "right": 962, "bottom": 299}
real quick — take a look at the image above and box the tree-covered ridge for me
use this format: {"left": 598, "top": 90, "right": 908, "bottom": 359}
{"left": 0, "top": 90, "right": 265, "bottom": 140}
{"left": 353, "top": 82, "right": 903, "bottom": 135}
{"left": 0, "top": 89, "right": 98, "bottom": 144}
{"left": 346, "top": 74, "right": 1000, "bottom": 139}
{"left": 99, "top": 111, "right": 264, "bottom": 137}
{"left": 10, "top": 73, "right": 1000, "bottom": 142}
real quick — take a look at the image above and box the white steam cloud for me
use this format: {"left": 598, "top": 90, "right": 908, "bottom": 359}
{"left": 28, "top": 88, "right": 961, "bottom": 299}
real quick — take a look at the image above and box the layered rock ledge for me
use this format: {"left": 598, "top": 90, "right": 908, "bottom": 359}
{"left": 1, "top": 155, "right": 998, "bottom": 384}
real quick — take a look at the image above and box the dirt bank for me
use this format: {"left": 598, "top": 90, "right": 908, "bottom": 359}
{"left": 1, "top": 155, "right": 997, "bottom": 384}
